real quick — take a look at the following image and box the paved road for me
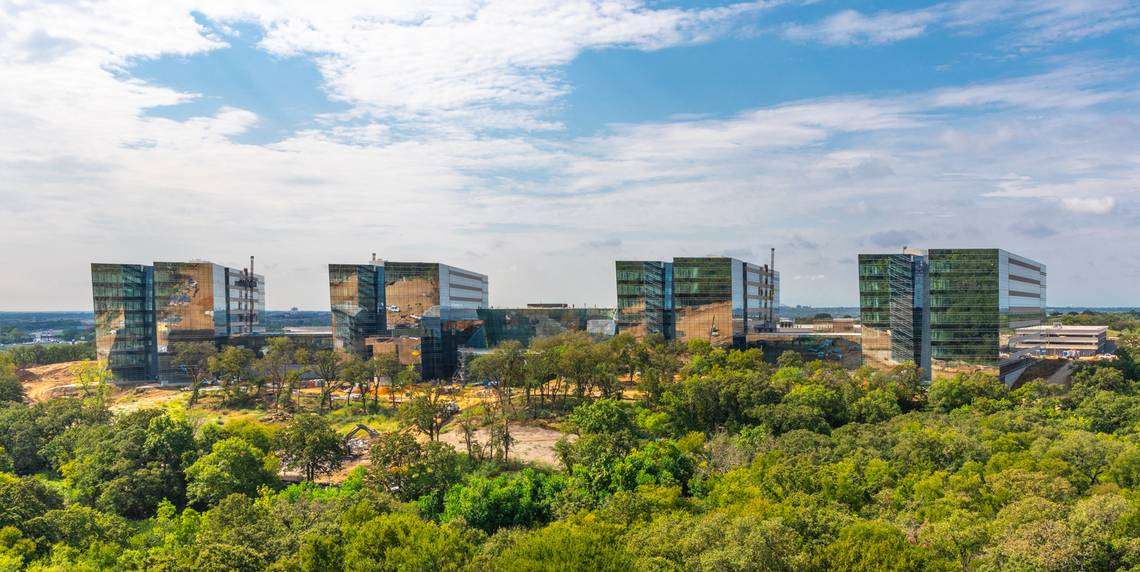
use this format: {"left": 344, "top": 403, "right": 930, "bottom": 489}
{"left": 1046, "top": 360, "right": 1075, "bottom": 386}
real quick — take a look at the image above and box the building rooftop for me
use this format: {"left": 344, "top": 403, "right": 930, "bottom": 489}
{"left": 1015, "top": 324, "right": 1108, "bottom": 334}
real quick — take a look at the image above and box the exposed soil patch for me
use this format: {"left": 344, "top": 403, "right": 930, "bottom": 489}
{"left": 20, "top": 360, "right": 89, "bottom": 401}
{"left": 439, "top": 423, "right": 572, "bottom": 468}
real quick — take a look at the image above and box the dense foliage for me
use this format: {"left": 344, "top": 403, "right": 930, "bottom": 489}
{"left": 0, "top": 330, "right": 1136, "bottom": 571}
{"left": 1053, "top": 311, "right": 1140, "bottom": 332}
{"left": 0, "top": 343, "right": 96, "bottom": 368}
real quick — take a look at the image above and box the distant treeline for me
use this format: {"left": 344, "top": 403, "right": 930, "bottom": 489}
{"left": 0, "top": 312, "right": 93, "bottom": 345}
{"left": 262, "top": 311, "right": 331, "bottom": 330}
{"left": 1, "top": 342, "right": 96, "bottom": 368}
{"left": 1052, "top": 311, "right": 1140, "bottom": 332}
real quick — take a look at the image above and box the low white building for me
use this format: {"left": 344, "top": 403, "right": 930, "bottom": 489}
{"left": 1010, "top": 324, "right": 1108, "bottom": 357}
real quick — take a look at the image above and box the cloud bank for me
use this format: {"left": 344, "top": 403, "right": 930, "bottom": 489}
{"left": 1, "top": 0, "right": 1138, "bottom": 309}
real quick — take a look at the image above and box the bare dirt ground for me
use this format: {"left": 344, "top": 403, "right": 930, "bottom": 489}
{"left": 19, "top": 366, "right": 574, "bottom": 480}
{"left": 20, "top": 360, "right": 90, "bottom": 401}
{"left": 439, "top": 423, "right": 572, "bottom": 468}
{"left": 19, "top": 360, "right": 186, "bottom": 411}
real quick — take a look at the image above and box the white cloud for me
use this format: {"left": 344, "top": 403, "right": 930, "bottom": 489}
{"left": 947, "top": 0, "right": 1140, "bottom": 47}
{"left": 785, "top": 0, "right": 1140, "bottom": 48}
{"left": 784, "top": 8, "right": 939, "bottom": 45}
{"left": 198, "top": 0, "right": 775, "bottom": 128}
{"left": 1061, "top": 196, "right": 1117, "bottom": 214}
{"left": 0, "top": 2, "right": 1138, "bottom": 308}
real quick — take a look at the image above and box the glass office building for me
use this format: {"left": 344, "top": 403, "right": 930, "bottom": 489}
{"left": 92, "top": 259, "right": 263, "bottom": 383}
{"left": 616, "top": 256, "right": 779, "bottom": 347}
{"left": 380, "top": 261, "right": 489, "bottom": 380}
{"left": 382, "top": 262, "right": 488, "bottom": 330}
{"left": 471, "top": 307, "right": 618, "bottom": 348}
{"left": 91, "top": 264, "right": 157, "bottom": 381}
{"left": 152, "top": 261, "right": 264, "bottom": 381}
{"left": 329, "top": 259, "right": 489, "bottom": 381}
{"left": 858, "top": 253, "right": 930, "bottom": 378}
{"left": 673, "top": 257, "right": 740, "bottom": 345}
{"left": 616, "top": 261, "right": 672, "bottom": 339}
{"left": 328, "top": 264, "right": 385, "bottom": 357}
{"left": 928, "top": 249, "right": 1046, "bottom": 370}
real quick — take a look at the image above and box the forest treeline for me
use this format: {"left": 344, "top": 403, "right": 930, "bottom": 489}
{"left": 0, "top": 330, "right": 1136, "bottom": 571}
{"left": 0, "top": 343, "right": 95, "bottom": 369}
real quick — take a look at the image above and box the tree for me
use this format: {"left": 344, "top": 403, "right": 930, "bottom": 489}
{"left": 1047, "top": 430, "right": 1119, "bottom": 489}
{"left": 72, "top": 361, "right": 113, "bottom": 402}
{"left": 608, "top": 333, "right": 639, "bottom": 384}
{"left": 399, "top": 389, "right": 451, "bottom": 442}
{"left": 0, "top": 473, "right": 62, "bottom": 532}
{"left": 776, "top": 350, "right": 804, "bottom": 369}
{"left": 1108, "top": 445, "right": 1140, "bottom": 488}
{"left": 209, "top": 346, "right": 258, "bottom": 406}
{"left": 394, "top": 366, "right": 419, "bottom": 409}
{"left": 851, "top": 389, "right": 902, "bottom": 423}
{"left": 441, "top": 469, "right": 563, "bottom": 533}
{"left": 30, "top": 504, "right": 130, "bottom": 550}
{"left": 172, "top": 341, "right": 217, "bottom": 407}
{"left": 197, "top": 418, "right": 276, "bottom": 454}
{"left": 824, "top": 521, "right": 936, "bottom": 571}
{"left": 1071, "top": 365, "right": 1129, "bottom": 394}
{"left": 343, "top": 513, "right": 474, "bottom": 572}
{"left": 0, "top": 354, "right": 22, "bottom": 404}
{"left": 1074, "top": 391, "right": 1138, "bottom": 434}
{"left": 639, "top": 340, "right": 682, "bottom": 405}
{"left": 369, "top": 352, "right": 403, "bottom": 411}
{"left": 311, "top": 350, "right": 343, "bottom": 413}
{"left": 920, "top": 510, "right": 989, "bottom": 571}
{"left": 0, "top": 525, "right": 36, "bottom": 569}
{"left": 487, "top": 518, "right": 633, "bottom": 571}
{"left": 186, "top": 437, "right": 280, "bottom": 506}
{"left": 567, "top": 398, "right": 637, "bottom": 436}
{"left": 627, "top": 511, "right": 804, "bottom": 571}
{"left": 341, "top": 357, "right": 373, "bottom": 414}
{"left": 783, "top": 383, "right": 848, "bottom": 426}
{"left": 259, "top": 337, "right": 296, "bottom": 409}
{"left": 368, "top": 433, "right": 463, "bottom": 500}
{"left": 275, "top": 414, "right": 346, "bottom": 482}
{"left": 470, "top": 341, "right": 527, "bottom": 408}
{"left": 0, "top": 397, "right": 109, "bottom": 475}
{"left": 928, "top": 372, "right": 1006, "bottom": 413}
{"left": 62, "top": 409, "right": 196, "bottom": 518}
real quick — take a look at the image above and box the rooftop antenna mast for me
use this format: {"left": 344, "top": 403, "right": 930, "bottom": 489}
{"left": 237, "top": 255, "right": 257, "bottom": 335}
{"left": 249, "top": 256, "right": 255, "bottom": 334}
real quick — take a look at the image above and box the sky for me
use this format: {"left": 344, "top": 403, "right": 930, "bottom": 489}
{"left": 1, "top": 0, "right": 1138, "bottom": 310}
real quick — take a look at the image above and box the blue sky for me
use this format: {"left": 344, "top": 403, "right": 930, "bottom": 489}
{"left": 1, "top": 0, "right": 1138, "bottom": 309}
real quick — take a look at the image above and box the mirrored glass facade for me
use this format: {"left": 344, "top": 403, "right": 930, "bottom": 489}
{"left": 858, "top": 253, "right": 930, "bottom": 378}
{"left": 384, "top": 262, "right": 443, "bottom": 331}
{"left": 928, "top": 248, "right": 1045, "bottom": 368}
{"left": 616, "top": 261, "right": 671, "bottom": 338}
{"left": 92, "top": 259, "right": 264, "bottom": 383}
{"left": 616, "top": 256, "right": 778, "bottom": 347}
{"left": 91, "top": 264, "right": 157, "bottom": 381}
{"left": 673, "top": 257, "right": 738, "bottom": 345}
{"left": 330, "top": 260, "right": 489, "bottom": 381}
{"left": 153, "top": 261, "right": 265, "bottom": 381}
{"left": 470, "top": 307, "right": 618, "bottom": 348}
{"left": 328, "top": 264, "right": 385, "bottom": 357}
